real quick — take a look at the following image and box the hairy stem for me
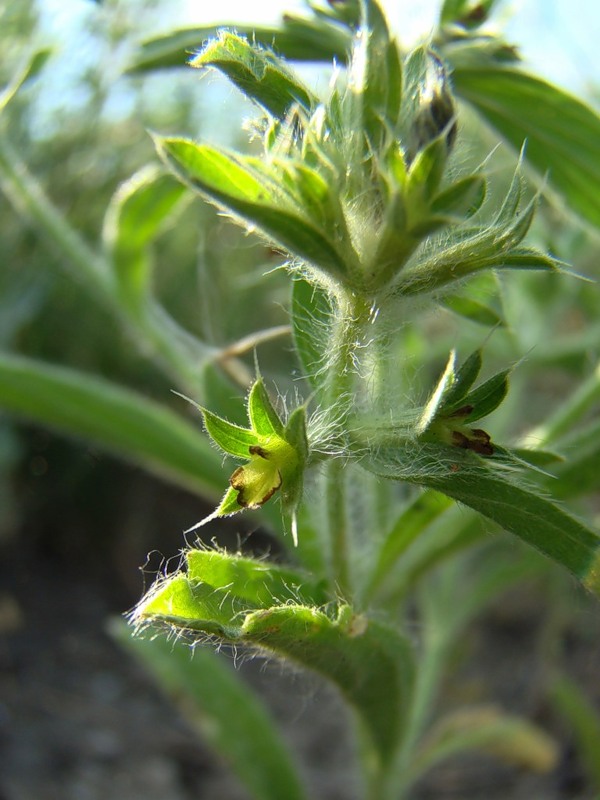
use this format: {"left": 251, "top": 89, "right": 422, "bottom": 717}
{"left": 322, "top": 289, "right": 371, "bottom": 598}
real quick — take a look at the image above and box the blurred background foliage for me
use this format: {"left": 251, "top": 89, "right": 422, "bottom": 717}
{"left": 1, "top": 1, "right": 600, "bottom": 795}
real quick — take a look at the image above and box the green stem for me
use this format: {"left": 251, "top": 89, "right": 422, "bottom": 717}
{"left": 322, "top": 289, "right": 371, "bottom": 598}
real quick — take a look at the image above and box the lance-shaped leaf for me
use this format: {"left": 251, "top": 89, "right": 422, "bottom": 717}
{"left": 452, "top": 66, "right": 600, "bottom": 229}
{"left": 115, "top": 622, "right": 308, "bottom": 800}
{"left": 0, "top": 352, "right": 223, "bottom": 499}
{"left": 126, "top": 18, "right": 352, "bottom": 74}
{"left": 361, "top": 444, "right": 600, "bottom": 595}
{"left": 191, "top": 33, "right": 315, "bottom": 119}
{"left": 156, "top": 137, "right": 349, "bottom": 278}
{"left": 102, "top": 165, "right": 188, "bottom": 310}
{"left": 0, "top": 47, "right": 52, "bottom": 116}
{"left": 135, "top": 559, "right": 415, "bottom": 766}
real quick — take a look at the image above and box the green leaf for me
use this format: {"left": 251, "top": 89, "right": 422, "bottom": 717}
{"left": 0, "top": 352, "right": 223, "bottom": 498}
{"left": 291, "top": 278, "right": 332, "bottom": 385}
{"left": 157, "top": 137, "right": 349, "bottom": 277}
{"left": 248, "top": 378, "right": 284, "bottom": 438}
{"left": 136, "top": 565, "right": 415, "bottom": 766}
{"left": 186, "top": 549, "right": 326, "bottom": 607}
{"left": 417, "top": 351, "right": 456, "bottom": 433}
{"left": 453, "top": 66, "right": 600, "bottom": 229}
{"left": 0, "top": 47, "right": 52, "bottom": 116}
{"left": 451, "top": 368, "right": 509, "bottom": 421}
{"left": 126, "top": 20, "right": 352, "bottom": 74}
{"left": 192, "top": 32, "right": 315, "bottom": 119}
{"left": 441, "top": 294, "right": 505, "bottom": 327}
{"left": 364, "top": 489, "right": 453, "bottom": 601}
{"left": 431, "top": 174, "right": 486, "bottom": 219}
{"left": 114, "top": 622, "right": 308, "bottom": 800}
{"left": 102, "top": 165, "right": 188, "bottom": 309}
{"left": 200, "top": 407, "right": 258, "bottom": 459}
{"left": 361, "top": 445, "right": 600, "bottom": 594}
{"left": 440, "top": 349, "right": 482, "bottom": 410}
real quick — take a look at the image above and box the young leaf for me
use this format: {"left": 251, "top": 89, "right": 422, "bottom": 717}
{"left": 156, "top": 137, "right": 349, "bottom": 278}
{"left": 115, "top": 623, "right": 308, "bottom": 800}
{"left": 431, "top": 174, "right": 486, "bottom": 219}
{"left": 454, "top": 369, "right": 509, "bottom": 421}
{"left": 417, "top": 351, "right": 456, "bottom": 434}
{"left": 200, "top": 407, "right": 259, "bottom": 459}
{"left": 248, "top": 378, "right": 284, "bottom": 438}
{"left": 192, "top": 32, "right": 316, "bottom": 119}
{"left": 439, "top": 349, "right": 482, "bottom": 410}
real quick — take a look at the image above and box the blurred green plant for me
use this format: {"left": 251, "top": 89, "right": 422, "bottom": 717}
{"left": 2, "top": 0, "right": 600, "bottom": 798}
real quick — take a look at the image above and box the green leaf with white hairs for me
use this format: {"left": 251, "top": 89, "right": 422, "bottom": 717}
{"left": 135, "top": 558, "right": 415, "bottom": 766}
{"left": 186, "top": 549, "right": 326, "bottom": 607}
{"left": 439, "top": 349, "right": 482, "bottom": 411}
{"left": 191, "top": 32, "right": 316, "bottom": 119}
{"left": 156, "top": 137, "right": 350, "bottom": 279}
{"left": 361, "top": 444, "right": 600, "bottom": 595}
{"left": 199, "top": 407, "right": 259, "bottom": 459}
{"left": 431, "top": 174, "right": 486, "bottom": 219}
{"left": 248, "top": 378, "right": 284, "bottom": 438}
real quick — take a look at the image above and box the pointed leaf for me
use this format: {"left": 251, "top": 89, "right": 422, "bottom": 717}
{"left": 362, "top": 445, "right": 600, "bottom": 594}
{"left": 248, "top": 378, "right": 284, "bottom": 437}
{"left": 417, "top": 351, "right": 456, "bottom": 434}
{"left": 201, "top": 407, "right": 258, "bottom": 458}
{"left": 157, "top": 137, "right": 348, "bottom": 277}
{"left": 192, "top": 33, "right": 315, "bottom": 119}
{"left": 431, "top": 174, "right": 486, "bottom": 218}
{"left": 440, "top": 349, "right": 482, "bottom": 409}
{"left": 457, "top": 369, "right": 509, "bottom": 421}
